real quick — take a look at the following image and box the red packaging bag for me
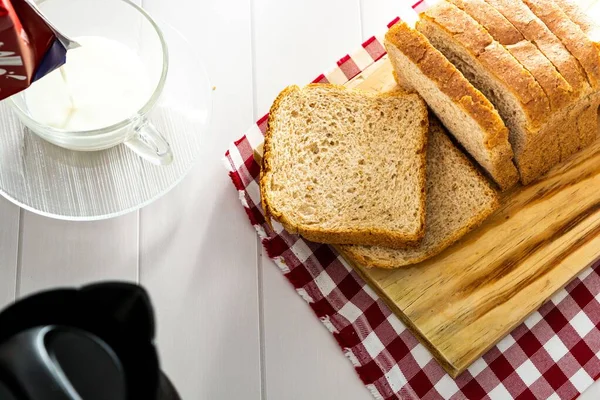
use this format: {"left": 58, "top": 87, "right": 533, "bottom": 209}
{"left": 0, "top": 0, "right": 76, "bottom": 100}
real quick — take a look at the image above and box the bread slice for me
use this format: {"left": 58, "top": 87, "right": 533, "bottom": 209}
{"left": 521, "top": 0, "right": 600, "bottom": 89}
{"left": 338, "top": 118, "right": 500, "bottom": 269}
{"left": 418, "top": 1, "right": 561, "bottom": 184}
{"left": 483, "top": 0, "right": 591, "bottom": 100}
{"left": 448, "top": 0, "right": 574, "bottom": 111}
{"left": 384, "top": 21, "right": 519, "bottom": 190}
{"left": 260, "top": 84, "right": 429, "bottom": 248}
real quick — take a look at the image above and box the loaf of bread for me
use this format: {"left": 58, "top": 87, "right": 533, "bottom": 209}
{"left": 258, "top": 0, "right": 600, "bottom": 271}
{"left": 417, "top": 0, "right": 600, "bottom": 184}
{"left": 260, "top": 84, "right": 429, "bottom": 248}
{"left": 522, "top": 0, "right": 600, "bottom": 89}
{"left": 483, "top": 0, "right": 590, "bottom": 98}
{"left": 339, "top": 118, "right": 499, "bottom": 268}
{"left": 448, "top": 0, "right": 574, "bottom": 111}
{"left": 482, "top": 0, "right": 596, "bottom": 160}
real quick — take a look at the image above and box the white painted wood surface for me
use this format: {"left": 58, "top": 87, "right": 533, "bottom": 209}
{"left": 254, "top": 1, "right": 371, "bottom": 399}
{"left": 139, "top": 0, "right": 261, "bottom": 398}
{"left": 0, "top": 198, "right": 18, "bottom": 309}
{"left": 0, "top": 0, "right": 599, "bottom": 398}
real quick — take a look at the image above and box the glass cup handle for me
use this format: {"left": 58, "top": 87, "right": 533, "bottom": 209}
{"left": 125, "top": 119, "right": 173, "bottom": 166}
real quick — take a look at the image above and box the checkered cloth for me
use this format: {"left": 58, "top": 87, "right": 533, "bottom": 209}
{"left": 224, "top": 2, "right": 600, "bottom": 398}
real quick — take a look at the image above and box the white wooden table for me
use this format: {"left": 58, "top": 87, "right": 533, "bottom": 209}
{"left": 0, "top": 0, "right": 599, "bottom": 398}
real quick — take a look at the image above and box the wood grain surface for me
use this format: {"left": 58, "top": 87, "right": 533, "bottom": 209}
{"left": 345, "top": 55, "right": 600, "bottom": 377}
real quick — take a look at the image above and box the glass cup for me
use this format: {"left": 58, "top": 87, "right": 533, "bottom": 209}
{"left": 7, "top": 0, "right": 173, "bottom": 166}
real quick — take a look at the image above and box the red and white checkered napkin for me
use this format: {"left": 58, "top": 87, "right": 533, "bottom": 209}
{"left": 224, "top": 4, "right": 600, "bottom": 399}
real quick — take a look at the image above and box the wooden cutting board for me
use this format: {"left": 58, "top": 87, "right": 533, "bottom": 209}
{"left": 343, "top": 55, "right": 600, "bottom": 378}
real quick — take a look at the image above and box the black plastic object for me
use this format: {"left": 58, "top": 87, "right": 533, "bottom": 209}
{"left": 0, "top": 282, "right": 181, "bottom": 400}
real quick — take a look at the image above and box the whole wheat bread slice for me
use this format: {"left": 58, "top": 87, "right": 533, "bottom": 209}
{"left": 384, "top": 21, "right": 519, "bottom": 190}
{"left": 338, "top": 118, "right": 500, "bottom": 269}
{"left": 260, "top": 84, "right": 429, "bottom": 249}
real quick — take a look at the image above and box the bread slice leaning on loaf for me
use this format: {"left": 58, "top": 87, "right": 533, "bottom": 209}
{"left": 338, "top": 118, "right": 500, "bottom": 269}
{"left": 384, "top": 21, "right": 519, "bottom": 190}
{"left": 260, "top": 84, "right": 429, "bottom": 249}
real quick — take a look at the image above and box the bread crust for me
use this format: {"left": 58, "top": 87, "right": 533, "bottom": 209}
{"left": 522, "top": 0, "right": 600, "bottom": 89}
{"left": 483, "top": 0, "right": 592, "bottom": 96}
{"left": 385, "top": 21, "right": 519, "bottom": 190}
{"left": 448, "top": 0, "right": 524, "bottom": 44}
{"left": 260, "top": 84, "right": 429, "bottom": 249}
{"left": 554, "top": 0, "right": 600, "bottom": 38}
{"left": 448, "top": 0, "right": 575, "bottom": 111}
{"left": 421, "top": 1, "right": 551, "bottom": 129}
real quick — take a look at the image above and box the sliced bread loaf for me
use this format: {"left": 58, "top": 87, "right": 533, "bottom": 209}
{"left": 484, "top": 0, "right": 591, "bottom": 99}
{"left": 522, "top": 0, "right": 600, "bottom": 89}
{"left": 418, "top": 1, "right": 561, "bottom": 183}
{"left": 338, "top": 118, "right": 500, "bottom": 269}
{"left": 384, "top": 21, "right": 519, "bottom": 190}
{"left": 447, "top": 0, "right": 582, "bottom": 159}
{"left": 448, "top": 0, "right": 574, "bottom": 111}
{"left": 260, "top": 84, "right": 429, "bottom": 248}
{"left": 421, "top": 1, "right": 551, "bottom": 130}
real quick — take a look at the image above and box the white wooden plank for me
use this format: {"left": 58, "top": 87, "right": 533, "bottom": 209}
{"left": 16, "top": 0, "right": 142, "bottom": 297}
{"left": 360, "top": 0, "right": 400, "bottom": 40}
{"left": 139, "top": 0, "right": 261, "bottom": 399}
{"left": 262, "top": 262, "right": 372, "bottom": 400}
{"left": 254, "top": 0, "right": 371, "bottom": 398}
{"left": 18, "top": 213, "right": 138, "bottom": 297}
{"left": 139, "top": 170, "right": 260, "bottom": 400}
{"left": 253, "top": 0, "right": 364, "bottom": 115}
{"left": 0, "top": 198, "right": 19, "bottom": 309}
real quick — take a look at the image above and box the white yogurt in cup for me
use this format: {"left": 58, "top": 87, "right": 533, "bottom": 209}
{"left": 8, "top": 0, "right": 172, "bottom": 166}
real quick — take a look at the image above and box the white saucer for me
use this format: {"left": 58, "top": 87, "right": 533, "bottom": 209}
{"left": 0, "top": 22, "right": 212, "bottom": 221}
